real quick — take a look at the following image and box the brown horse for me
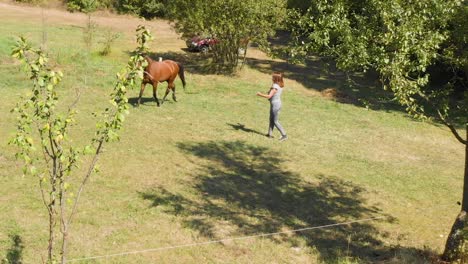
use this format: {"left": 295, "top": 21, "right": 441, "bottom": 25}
{"left": 138, "top": 56, "right": 186, "bottom": 106}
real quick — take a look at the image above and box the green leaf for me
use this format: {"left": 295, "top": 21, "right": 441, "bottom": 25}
{"left": 83, "top": 145, "right": 94, "bottom": 155}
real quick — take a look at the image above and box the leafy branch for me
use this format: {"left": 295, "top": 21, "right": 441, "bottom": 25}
{"left": 9, "top": 25, "right": 152, "bottom": 264}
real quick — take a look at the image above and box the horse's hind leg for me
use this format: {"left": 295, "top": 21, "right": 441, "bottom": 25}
{"left": 161, "top": 88, "right": 170, "bottom": 105}
{"left": 152, "top": 82, "right": 160, "bottom": 107}
{"left": 161, "top": 82, "right": 173, "bottom": 104}
{"left": 137, "top": 82, "right": 146, "bottom": 106}
{"left": 171, "top": 84, "right": 177, "bottom": 102}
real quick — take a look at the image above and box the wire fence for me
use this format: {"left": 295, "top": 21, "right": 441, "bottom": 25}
{"left": 67, "top": 216, "right": 388, "bottom": 262}
{"left": 64, "top": 200, "right": 459, "bottom": 262}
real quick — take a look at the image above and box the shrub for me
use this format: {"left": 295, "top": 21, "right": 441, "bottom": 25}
{"left": 66, "top": 0, "right": 115, "bottom": 12}
{"left": 66, "top": 0, "right": 97, "bottom": 12}
{"left": 116, "top": 0, "right": 168, "bottom": 19}
{"left": 99, "top": 30, "right": 121, "bottom": 56}
{"left": 14, "top": 0, "right": 46, "bottom": 4}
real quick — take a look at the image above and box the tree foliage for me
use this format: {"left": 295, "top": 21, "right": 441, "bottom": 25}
{"left": 289, "top": 0, "right": 466, "bottom": 121}
{"left": 288, "top": 0, "right": 467, "bottom": 261}
{"left": 9, "top": 25, "right": 151, "bottom": 263}
{"left": 66, "top": 0, "right": 98, "bottom": 13}
{"left": 168, "top": 0, "right": 287, "bottom": 69}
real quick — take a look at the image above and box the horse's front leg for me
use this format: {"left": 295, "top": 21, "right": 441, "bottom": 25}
{"left": 152, "top": 82, "right": 160, "bottom": 107}
{"left": 138, "top": 82, "right": 146, "bottom": 106}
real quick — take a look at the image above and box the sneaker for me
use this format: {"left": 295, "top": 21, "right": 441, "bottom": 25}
{"left": 265, "top": 134, "right": 274, "bottom": 138}
{"left": 279, "top": 135, "right": 288, "bottom": 141}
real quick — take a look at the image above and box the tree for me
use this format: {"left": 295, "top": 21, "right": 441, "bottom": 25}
{"left": 9, "top": 26, "right": 151, "bottom": 263}
{"left": 287, "top": 0, "right": 467, "bottom": 261}
{"left": 168, "top": 0, "right": 287, "bottom": 69}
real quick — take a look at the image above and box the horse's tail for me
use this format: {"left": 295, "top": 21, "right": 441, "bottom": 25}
{"left": 177, "top": 63, "right": 186, "bottom": 90}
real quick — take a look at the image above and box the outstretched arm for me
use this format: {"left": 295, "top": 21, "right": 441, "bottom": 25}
{"left": 256, "top": 88, "right": 277, "bottom": 99}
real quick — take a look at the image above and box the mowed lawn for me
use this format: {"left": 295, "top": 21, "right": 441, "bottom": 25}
{"left": 0, "top": 3, "right": 464, "bottom": 263}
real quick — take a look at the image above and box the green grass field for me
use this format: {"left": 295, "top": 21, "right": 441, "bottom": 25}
{"left": 0, "top": 3, "right": 464, "bottom": 263}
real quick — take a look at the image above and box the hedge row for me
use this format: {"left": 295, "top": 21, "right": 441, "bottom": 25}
{"left": 14, "top": 0, "right": 168, "bottom": 19}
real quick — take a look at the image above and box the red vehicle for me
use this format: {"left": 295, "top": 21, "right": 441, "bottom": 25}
{"left": 186, "top": 36, "right": 218, "bottom": 53}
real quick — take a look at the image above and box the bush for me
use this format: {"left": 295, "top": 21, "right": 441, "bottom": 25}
{"left": 116, "top": 0, "right": 168, "bottom": 19}
{"left": 14, "top": 0, "right": 46, "bottom": 4}
{"left": 99, "top": 30, "right": 121, "bottom": 56}
{"left": 66, "top": 0, "right": 97, "bottom": 12}
{"left": 66, "top": 0, "right": 115, "bottom": 12}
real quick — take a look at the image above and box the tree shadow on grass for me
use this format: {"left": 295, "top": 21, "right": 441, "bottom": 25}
{"left": 126, "top": 48, "right": 400, "bottom": 112}
{"left": 261, "top": 30, "right": 401, "bottom": 111}
{"left": 137, "top": 140, "right": 437, "bottom": 262}
{"left": 2, "top": 234, "right": 24, "bottom": 264}
{"left": 245, "top": 56, "right": 402, "bottom": 112}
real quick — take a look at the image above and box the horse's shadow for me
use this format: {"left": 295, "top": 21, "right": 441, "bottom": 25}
{"left": 128, "top": 97, "right": 176, "bottom": 107}
{"left": 128, "top": 97, "right": 154, "bottom": 107}
{"left": 226, "top": 123, "right": 264, "bottom": 137}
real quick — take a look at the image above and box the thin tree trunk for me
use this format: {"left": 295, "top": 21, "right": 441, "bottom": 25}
{"left": 47, "top": 207, "right": 55, "bottom": 262}
{"left": 47, "top": 159, "right": 58, "bottom": 262}
{"left": 464, "top": 125, "right": 468, "bottom": 211}
{"left": 239, "top": 41, "right": 249, "bottom": 70}
{"left": 60, "top": 176, "right": 68, "bottom": 264}
{"left": 60, "top": 226, "right": 68, "bottom": 264}
{"left": 60, "top": 140, "right": 104, "bottom": 263}
{"left": 442, "top": 125, "right": 468, "bottom": 261}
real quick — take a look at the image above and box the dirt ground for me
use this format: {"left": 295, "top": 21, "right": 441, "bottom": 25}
{"left": 0, "top": 1, "right": 177, "bottom": 35}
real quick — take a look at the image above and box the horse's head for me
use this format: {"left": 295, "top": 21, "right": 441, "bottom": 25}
{"left": 144, "top": 55, "right": 153, "bottom": 63}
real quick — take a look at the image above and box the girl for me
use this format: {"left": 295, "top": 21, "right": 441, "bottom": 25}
{"left": 256, "top": 72, "right": 288, "bottom": 141}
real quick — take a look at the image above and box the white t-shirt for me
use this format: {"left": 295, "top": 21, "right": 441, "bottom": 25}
{"left": 270, "top": 83, "right": 283, "bottom": 103}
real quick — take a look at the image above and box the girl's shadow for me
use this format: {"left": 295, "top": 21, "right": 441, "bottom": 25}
{"left": 227, "top": 123, "right": 264, "bottom": 136}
